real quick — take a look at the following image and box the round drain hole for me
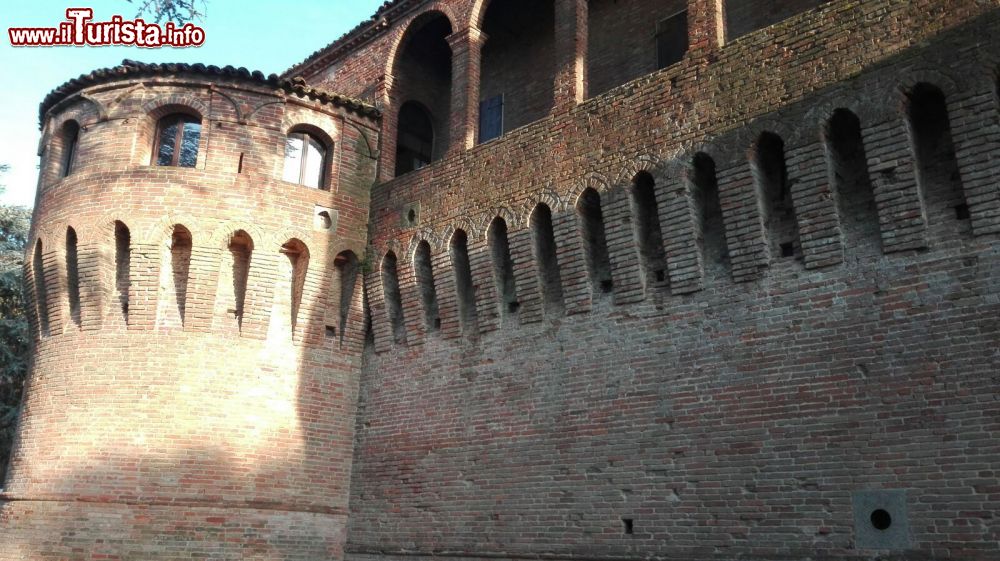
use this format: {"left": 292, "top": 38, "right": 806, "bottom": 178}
{"left": 870, "top": 509, "right": 892, "bottom": 530}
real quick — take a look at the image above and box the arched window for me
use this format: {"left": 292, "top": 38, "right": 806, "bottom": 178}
{"left": 283, "top": 130, "right": 328, "bottom": 189}
{"left": 61, "top": 121, "right": 80, "bottom": 177}
{"left": 153, "top": 113, "right": 201, "bottom": 167}
{"left": 66, "top": 227, "right": 81, "bottom": 327}
{"left": 752, "top": 132, "right": 800, "bottom": 259}
{"left": 395, "top": 101, "right": 436, "bottom": 176}
{"left": 905, "top": 82, "right": 967, "bottom": 226}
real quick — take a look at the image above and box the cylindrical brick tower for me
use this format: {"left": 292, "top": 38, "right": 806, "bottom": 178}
{"left": 0, "top": 61, "right": 380, "bottom": 559}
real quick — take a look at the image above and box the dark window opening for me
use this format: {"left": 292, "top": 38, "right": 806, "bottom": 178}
{"left": 576, "top": 188, "right": 613, "bottom": 294}
{"left": 154, "top": 113, "right": 201, "bottom": 167}
{"left": 229, "top": 231, "right": 253, "bottom": 330}
{"left": 114, "top": 221, "right": 131, "bottom": 321}
{"left": 622, "top": 518, "right": 634, "bottom": 535}
{"left": 66, "top": 227, "right": 81, "bottom": 327}
{"left": 480, "top": 0, "right": 555, "bottom": 134}
{"left": 33, "top": 241, "right": 50, "bottom": 337}
{"left": 479, "top": 94, "right": 504, "bottom": 144}
{"left": 381, "top": 251, "right": 406, "bottom": 343}
{"left": 656, "top": 10, "right": 689, "bottom": 69}
{"left": 753, "top": 132, "right": 801, "bottom": 260}
{"left": 281, "top": 239, "right": 309, "bottom": 332}
{"left": 825, "top": 108, "right": 880, "bottom": 255}
{"left": 170, "top": 225, "right": 193, "bottom": 326}
{"left": 414, "top": 240, "right": 440, "bottom": 331}
{"left": 531, "top": 204, "right": 564, "bottom": 316}
{"left": 283, "top": 130, "right": 328, "bottom": 189}
{"left": 395, "top": 101, "right": 435, "bottom": 176}
{"left": 631, "top": 172, "right": 669, "bottom": 289}
{"left": 906, "top": 82, "right": 968, "bottom": 229}
{"left": 488, "top": 217, "right": 519, "bottom": 318}
{"left": 61, "top": 121, "right": 80, "bottom": 177}
{"left": 692, "top": 152, "right": 728, "bottom": 274}
{"left": 334, "top": 251, "right": 360, "bottom": 346}
{"left": 392, "top": 12, "right": 452, "bottom": 176}
{"left": 451, "top": 230, "right": 479, "bottom": 335}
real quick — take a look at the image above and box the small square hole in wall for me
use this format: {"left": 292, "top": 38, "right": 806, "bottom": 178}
{"left": 955, "top": 203, "right": 970, "bottom": 220}
{"left": 434, "top": 317, "right": 441, "bottom": 329}
{"left": 314, "top": 206, "right": 339, "bottom": 232}
{"left": 780, "top": 242, "right": 796, "bottom": 258}
{"left": 601, "top": 280, "right": 614, "bottom": 293}
{"left": 621, "top": 518, "right": 634, "bottom": 535}
{"left": 655, "top": 270, "right": 666, "bottom": 282}
{"left": 325, "top": 325, "right": 337, "bottom": 338}
{"left": 401, "top": 202, "right": 420, "bottom": 228}
{"left": 852, "top": 489, "right": 910, "bottom": 550}
{"left": 508, "top": 301, "right": 520, "bottom": 314}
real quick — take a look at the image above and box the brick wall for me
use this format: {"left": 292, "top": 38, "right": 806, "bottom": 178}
{"left": 724, "top": 0, "right": 829, "bottom": 40}
{"left": 347, "top": 2, "right": 1000, "bottom": 560}
{"left": 2, "top": 73, "right": 380, "bottom": 558}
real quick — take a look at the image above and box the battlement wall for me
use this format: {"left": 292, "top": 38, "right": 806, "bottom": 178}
{"left": 346, "top": 2, "right": 1000, "bottom": 559}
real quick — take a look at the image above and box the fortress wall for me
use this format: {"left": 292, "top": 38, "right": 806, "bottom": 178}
{"left": 347, "top": 2, "right": 1000, "bottom": 560}
{"left": 2, "top": 78, "right": 379, "bottom": 559}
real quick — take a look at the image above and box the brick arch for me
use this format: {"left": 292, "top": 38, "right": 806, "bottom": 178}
{"left": 384, "top": 5, "right": 461, "bottom": 86}
{"left": 616, "top": 154, "right": 662, "bottom": 186}
{"left": 405, "top": 228, "right": 443, "bottom": 261}
{"left": 566, "top": 173, "right": 612, "bottom": 208}
{"left": 207, "top": 222, "right": 267, "bottom": 251}
{"left": 806, "top": 88, "right": 872, "bottom": 137}
{"left": 440, "top": 216, "right": 480, "bottom": 247}
{"left": 480, "top": 206, "right": 520, "bottom": 236}
{"left": 735, "top": 117, "right": 800, "bottom": 158}
{"left": 281, "top": 113, "right": 338, "bottom": 147}
{"left": 521, "top": 189, "right": 565, "bottom": 223}
{"left": 48, "top": 97, "right": 103, "bottom": 134}
{"left": 141, "top": 93, "right": 210, "bottom": 121}
{"left": 245, "top": 100, "right": 284, "bottom": 123}
{"left": 143, "top": 215, "right": 200, "bottom": 247}
{"left": 892, "top": 66, "right": 964, "bottom": 114}
{"left": 270, "top": 227, "right": 312, "bottom": 253}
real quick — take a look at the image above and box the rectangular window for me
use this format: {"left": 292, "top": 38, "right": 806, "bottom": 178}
{"left": 479, "top": 95, "right": 504, "bottom": 144}
{"left": 656, "top": 10, "right": 688, "bottom": 70}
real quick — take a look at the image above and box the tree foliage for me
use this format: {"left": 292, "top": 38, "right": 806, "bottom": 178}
{"left": 0, "top": 202, "right": 31, "bottom": 484}
{"left": 127, "top": 0, "right": 207, "bottom": 23}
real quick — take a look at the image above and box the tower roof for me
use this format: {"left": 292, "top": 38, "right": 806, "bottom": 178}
{"left": 39, "top": 58, "right": 381, "bottom": 129}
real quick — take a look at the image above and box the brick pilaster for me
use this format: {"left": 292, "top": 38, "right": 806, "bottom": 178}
{"left": 446, "top": 27, "right": 488, "bottom": 152}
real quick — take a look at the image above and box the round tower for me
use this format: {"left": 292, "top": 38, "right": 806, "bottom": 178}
{"left": 0, "top": 61, "right": 380, "bottom": 559}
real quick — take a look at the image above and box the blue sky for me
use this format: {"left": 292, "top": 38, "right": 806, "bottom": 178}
{"left": 0, "top": 0, "right": 384, "bottom": 207}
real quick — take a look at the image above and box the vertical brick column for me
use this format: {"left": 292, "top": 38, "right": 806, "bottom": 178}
{"left": 340, "top": 274, "right": 367, "bottom": 354}
{"left": 399, "top": 258, "right": 427, "bottom": 346}
{"left": 716, "top": 163, "right": 768, "bottom": 283}
{"left": 469, "top": 238, "right": 499, "bottom": 336}
{"left": 127, "top": 243, "right": 159, "bottom": 330}
{"left": 603, "top": 187, "right": 644, "bottom": 304}
{"left": 364, "top": 270, "right": 393, "bottom": 354}
{"left": 446, "top": 27, "right": 488, "bottom": 152}
{"left": 786, "top": 141, "right": 844, "bottom": 269}
{"left": 553, "top": 0, "right": 588, "bottom": 110}
{"left": 76, "top": 241, "right": 105, "bottom": 331}
{"left": 552, "top": 210, "right": 591, "bottom": 315}
{"left": 948, "top": 86, "right": 1000, "bottom": 236}
{"left": 508, "top": 229, "right": 543, "bottom": 324}
{"left": 686, "top": 0, "right": 726, "bottom": 53}
{"left": 41, "top": 247, "right": 64, "bottom": 335}
{"left": 659, "top": 177, "right": 704, "bottom": 295}
{"left": 182, "top": 247, "right": 221, "bottom": 333}
{"left": 378, "top": 74, "right": 399, "bottom": 180}
{"left": 239, "top": 251, "right": 278, "bottom": 341}
{"left": 862, "top": 117, "right": 927, "bottom": 253}
{"left": 432, "top": 252, "right": 460, "bottom": 340}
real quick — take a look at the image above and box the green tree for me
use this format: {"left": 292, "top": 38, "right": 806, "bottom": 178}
{"left": 0, "top": 174, "right": 32, "bottom": 483}
{"left": 127, "top": 0, "right": 207, "bottom": 23}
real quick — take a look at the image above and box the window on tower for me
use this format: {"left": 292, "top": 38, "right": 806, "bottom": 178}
{"left": 153, "top": 113, "right": 201, "bottom": 168}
